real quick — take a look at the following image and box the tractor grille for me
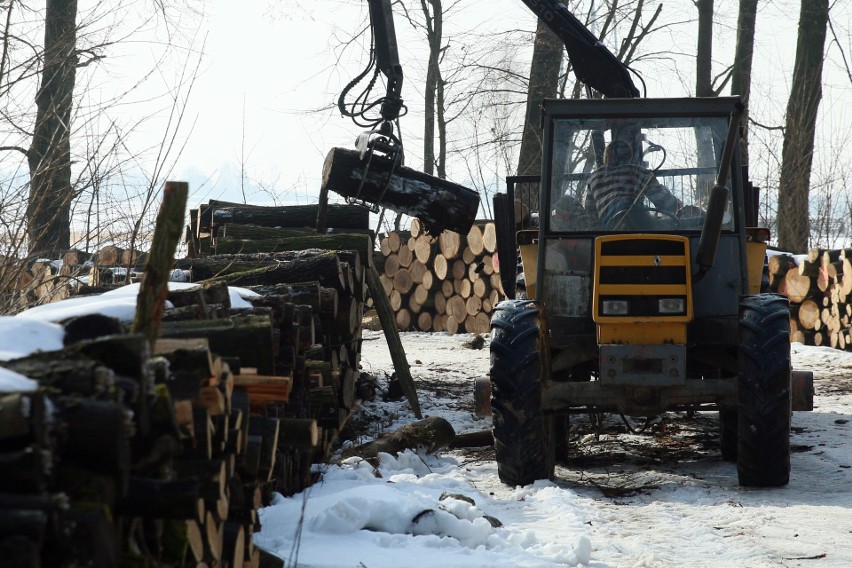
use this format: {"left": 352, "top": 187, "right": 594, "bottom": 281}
{"left": 594, "top": 235, "right": 692, "bottom": 321}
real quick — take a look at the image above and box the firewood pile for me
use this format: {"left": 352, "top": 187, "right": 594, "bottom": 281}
{"left": 376, "top": 219, "right": 504, "bottom": 334}
{"left": 0, "top": 200, "right": 376, "bottom": 566}
{"left": 769, "top": 247, "right": 852, "bottom": 349}
{"left": 0, "top": 316, "right": 292, "bottom": 566}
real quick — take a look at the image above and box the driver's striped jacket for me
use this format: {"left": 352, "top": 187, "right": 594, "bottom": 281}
{"left": 583, "top": 164, "right": 681, "bottom": 227}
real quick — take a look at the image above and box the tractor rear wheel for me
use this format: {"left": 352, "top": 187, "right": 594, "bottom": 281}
{"left": 490, "top": 300, "right": 555, "bottom": 486}
{"left": 736, "top": 294, "right": 792, "bottom": 487}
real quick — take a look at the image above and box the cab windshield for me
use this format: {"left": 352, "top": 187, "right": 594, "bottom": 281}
{"left": 548, "top": 116, "right": 735, "bottom": 233}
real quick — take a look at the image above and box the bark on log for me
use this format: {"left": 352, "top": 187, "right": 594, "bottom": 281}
{"left": 132, "top": 181, "right": 188, "bottom": 348}
{"left": 204, "top": 200, "right": 369, "bottom": 231}
{"left": 160, "top": 315, "right": 275, "bottom": 375}
{"left": 215, "top": 233, "right": 371, "bottom": 270}
{"left": 365, "top": 267, "right": 422, "bottom": 418}
{"left": 322, "top": 147, "right": 478, "bottom": 235}
{"left": 194, "top": 251, "right": 345, "bottom": 291}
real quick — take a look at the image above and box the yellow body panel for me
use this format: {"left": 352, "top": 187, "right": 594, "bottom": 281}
{"left": 592, "top": 234, "right": 692, "bottom": 345}
{"left": 746, "top": 240, "right": 767, "bottom": 294}
{"left": 519, "top": 242, "right": 538, "bottom": 299}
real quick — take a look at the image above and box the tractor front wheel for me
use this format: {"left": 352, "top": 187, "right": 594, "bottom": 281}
{"left": 490, "top": 300, "right": 555, "bottom": 486}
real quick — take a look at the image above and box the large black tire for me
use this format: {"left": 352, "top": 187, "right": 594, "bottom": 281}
{"left": 736, "top": 294, "right": 792, "bottom": 487}
{"left": 490, "top": 300, "right": 554, "bottom": 486}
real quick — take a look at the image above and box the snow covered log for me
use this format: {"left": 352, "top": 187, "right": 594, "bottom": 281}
{"left": 322, "top": 147, "right": 479, "bottom": 235}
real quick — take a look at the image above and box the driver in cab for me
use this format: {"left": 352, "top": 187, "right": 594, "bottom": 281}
{"left": 584, "top": 139, "right": 682, "bottom": 230}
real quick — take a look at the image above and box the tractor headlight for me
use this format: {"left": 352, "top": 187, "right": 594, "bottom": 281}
{"left": 658, "top": 298, "right": 685, "bottom": 314}
{"left": 601, "top": 300, "right": 629, "bottom": 315}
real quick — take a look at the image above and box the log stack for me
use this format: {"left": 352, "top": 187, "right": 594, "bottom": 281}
{"left": 183, "top": 201, "right": 371, "bottom": 458}
{"left": 376, "top": 219, "right": 504, "bottom": 334}
{"left": 0, "top": 329, "right": 289, "bottom": 567}
{"left": 0, "top": 201, "right": 374, "bottom": 566}
{"left": 769, "top": 247, "right": 852, "bottom": 349}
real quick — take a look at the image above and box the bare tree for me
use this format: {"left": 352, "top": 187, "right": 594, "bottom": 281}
{"left": 516, "top": 14, "right": 563, "bottom": 183}
{"left": 777, "top": 0, "right": 829, "bottom": 252}
{"left": 730, "top": 0, "right": 758, "bottom": 163}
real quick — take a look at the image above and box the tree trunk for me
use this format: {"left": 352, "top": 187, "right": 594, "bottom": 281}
{"left": 730, "top": 0, "right": 758, "bottom": 163}
{"left": 695, "top": 0, "right": 714, "bottom": 98}
{"left": 516, "top": 14, "right": 563, "bottom": 206}
{"left": 776, "top": 0, "right": 829, "bottom": 252}
{"left": 27, "top": 0, "right": 78, "bottom": 257}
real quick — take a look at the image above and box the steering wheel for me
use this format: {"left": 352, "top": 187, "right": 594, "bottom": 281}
{"left": 643, "top": 144, "right": 667, "bottom": 171}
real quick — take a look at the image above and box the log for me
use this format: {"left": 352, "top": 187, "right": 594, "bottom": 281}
{"left": 482, "top": 222, "right": 497, "bottom": 253}
{"left": 459, "top": 246, "right": 473, "bottom": 265}
{"left": 439, "top": 231, "right": 462, "bottom": 260}
{"left": 340, "top": 416, "right": 455, "bottom": 463}
{"left": 120, "top": 478, "right": 204, "bottom": 521}
{"left": 798, "top": 299, "right": 821, "bottom": 330}
{"left": 132, "top": 181, "right": 188, "bottom": 348}
{"left": 393, "top": 268, "right": 413, "bottom": 294}
{"left": 467, "top": 225, "right": 484, "bottom": 255}
{"left": 215, "top": 233, "right": 372, "bottom": 270}
{"left": 204, "top": 200, "right": 369, "bottom": 231}
{"left": 441, "top": 279, "right": 454, "bottom": 298}
{"left": 397, "top": 244, "right": 413, "bottom": 269}
{"left": 784, "top": 271, "right": 813, "bottom": 304}
{"left": 160, "top": 315, "right": 275, "bottom": 375}
{"left": 97, "top": 245, "right": 124, "bottom": 266}
{"left": 413, "top": 236, "right": 433, "bottom": 264}
{"left": 321, "top": 147, "right": 478, "bottom": 235}
{"left": 193, "top": 251, "right": 346, "bottom": 291}
{"left": 55, "top": 397, "right": 131, "bottom": 474}
{"left": 433, "top": 253, "right": 448, "bottom": 281}
{"left": 222, "top": 522, "right": 245, "bottom": 568}
{"left": 278, "top": 418, "right": 319, "bottom": 448}
{"left": 395, "top": 308, "right": 411, "bottom": 331}
{"left": 218, "top": 224, "right": 313, "bottom": 241}
{"left": 450, "top": 429, "right": 494, "bottom": 448}
{"left": 365, "top": 267, "right": 422, "bottom": 418}
{"left": 416, "top": 311, "right": 433, "bottom": 332}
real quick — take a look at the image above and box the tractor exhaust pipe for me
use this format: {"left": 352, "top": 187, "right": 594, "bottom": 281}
{"left": 694, "top": 104, "right": 744, "bottom": 278}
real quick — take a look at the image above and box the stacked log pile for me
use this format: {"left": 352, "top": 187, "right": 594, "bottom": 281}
{"left": 769, "top": 247, "right": 852, "bottom": 349}
{"left": 183, "top": 200, "right": 371, "bottom": 460}
{"left": 0, "top": 201, "right": 374, "bottom": 566}
{"left": 376, "top": 219, "right": 504, "bottom": 334}
{"left": 0, "top": 325, "right": 289, "bottom": 566}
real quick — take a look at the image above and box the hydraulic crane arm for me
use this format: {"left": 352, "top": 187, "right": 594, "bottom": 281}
{"left": 368, "top": 0, "right": 404, "bottom": 123}
{"left": 518, "top": 0, "right": 640, "bottom": 98}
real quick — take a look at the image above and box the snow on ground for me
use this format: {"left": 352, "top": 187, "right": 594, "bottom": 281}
{"left": 258, "top": 331, "right": 852, "bottom": 567}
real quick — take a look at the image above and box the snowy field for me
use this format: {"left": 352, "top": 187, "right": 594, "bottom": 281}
{"left": 257, "top": 331, "right": 852, "bottom": 568}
